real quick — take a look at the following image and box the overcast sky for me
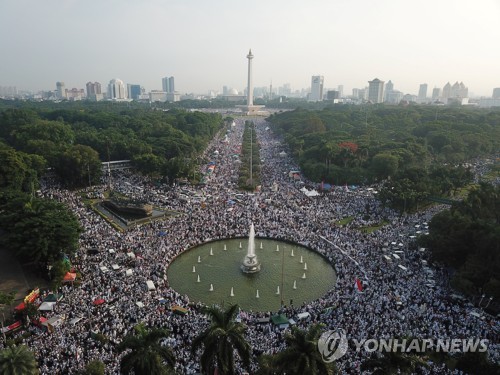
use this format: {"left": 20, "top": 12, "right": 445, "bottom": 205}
{"left": 1, "top": 0, "right": 499, "bottom": 97}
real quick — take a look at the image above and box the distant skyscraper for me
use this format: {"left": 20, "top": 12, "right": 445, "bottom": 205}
{"left": 493, "top": 88, "right": 500, "bottom": 99}
{"left": 56, "top": 82, "right": 66, "bottom": 99}
{"left": 337, "top": 85, "right": 343, "bottom": 98}
{"left": 368, "top": 78, "right": 384, "bottom": 103}
{"left": 418, "top": 84, "right": 428, "bottom": 102}
{"left": 384, "top": 80, "right": 394, "bottom": 101}
{"left": 162, "top": 77, "right": 175, "bottom": 93}
{"left": 442, "top": 82, "right": 451, "bottom": 99}
{"left": 432, "top": 87, "right": 441, "bottom": 100}
{"left": 310, "top": 75, "right": 324, "bottom": 101}
{"left": 127, "top": 84, "right": 141, "bottom": 100}
{"left": 86, "top": 82, "right": 102, "bottom": 95}
{"left": 108, "top": 78, "right": 126, "bottom": 100}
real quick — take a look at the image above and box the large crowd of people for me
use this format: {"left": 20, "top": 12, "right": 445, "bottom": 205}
{"left": 1, "top": 117, "right": 498, "bottom": 374}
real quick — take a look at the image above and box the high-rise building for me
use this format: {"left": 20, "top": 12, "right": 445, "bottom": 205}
{"left": 326, "top": 90, "right": 339, "bottom": 100}
{"left": 127, "top": 84, "right": 141, "bottom": 100}
{"left": 108, "top": 79, "right": 126, "bottom": 100}
{"left": 86, "top": 81, "right": 102, "bottom": 96}
{"left": 442, "top": 82, "right": 451, "bottom": 99}
{"left": 309, "top": 75, "right": 324, "bottom": 101}
{"left": 162, "top": 77, "right": 175, "bottom": 93}
{"left": 418, "top": 83, "right": 428, "bottom": 102}
{"left": 337, "top": 85, "right": 344, "bottom": 98}
{"left": 493, "top": 88, "right": 500, "bottom": 99}
{"left": 368, "top": 78, "right": 384, "bottom": 103}
{"left": 384, "top": 80, "right": 394, "bottom": 101}
{"left": 86, "top": 82, "right": 103, "bottom": 101}
{"left": 432, "top": 88, "right": 441, "bottom": 100}
{"left": 56, "top": 82, "right": 67, "bottom": 99}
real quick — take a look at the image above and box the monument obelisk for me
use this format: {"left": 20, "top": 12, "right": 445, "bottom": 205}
{"left": 246, "top": 49, "right": 254, "bottom": 107}
{"left": 238, "top": 49, "right": 264, "bottom": 115}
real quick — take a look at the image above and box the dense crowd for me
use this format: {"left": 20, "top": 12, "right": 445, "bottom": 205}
{"left": 2, "top": 117, "right": 498, "bottom": 374}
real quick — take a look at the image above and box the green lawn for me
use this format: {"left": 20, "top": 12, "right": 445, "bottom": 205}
{"left": 336, "top": 216, "right": 354, "bottom": 226}
{"left": 359, "top": 220, "right": 389, "bottom": 233}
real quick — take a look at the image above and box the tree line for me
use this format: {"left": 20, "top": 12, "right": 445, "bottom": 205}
{"left": 238, "top": 121, "right": 261, "bottom": 190}
{"left": 267, "top": 105, "right": 500, "bottom": 212}
{"left": 0, "top": 103, "right": 224, "bottom": 187}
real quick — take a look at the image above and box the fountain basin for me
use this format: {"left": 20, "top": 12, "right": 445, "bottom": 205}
{"left": 167, "top": 238, "right": 336, "bottom": 311}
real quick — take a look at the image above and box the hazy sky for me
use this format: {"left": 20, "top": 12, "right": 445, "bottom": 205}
{"left": 1, "top": 0, "right": 499, "bottom": 96}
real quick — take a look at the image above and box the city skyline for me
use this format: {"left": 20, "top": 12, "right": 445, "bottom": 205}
{"left": 1, "top": 0, "right": 499, "bottom": 97}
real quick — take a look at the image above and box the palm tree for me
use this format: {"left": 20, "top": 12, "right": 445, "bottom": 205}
{"left": 116, "top": 324, "right": 175, "bottom": 375}
{"left": 0, "top": 345, "right": 39, "bottom": 375}
{"left": 361, "top": 349, "right": 429, "bottom": 374}
{"left": 269, "top": 324, "right": 336, "bottom": 375}
{"left": 191, "top": 304, "right": 251, "bottom": 375}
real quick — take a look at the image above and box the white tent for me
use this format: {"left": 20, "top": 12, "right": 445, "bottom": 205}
{"left": 146, "top": 280, "right": 156, "bottom": 291}
{"left": 300, "top": 187, "right": 320, "bottom": 197}
{"left": 38, "top": 302, "right": 56, "bottom": 311}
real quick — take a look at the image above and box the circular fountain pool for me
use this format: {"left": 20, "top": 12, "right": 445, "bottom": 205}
{"left": 167, "top": 238, "right": 336, "bottom": 312}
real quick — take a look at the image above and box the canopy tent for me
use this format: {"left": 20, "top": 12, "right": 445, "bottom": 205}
{"left": 43, "top": 293, "right": 63, "bottom": 303}
{"left": 93, "top": 298, "right": 106, "bottom": 306}
{"left": 171, "top": 305, "right": 188, "bottom": 315}
{"left": 146, "top": 280, "right": 156, "bottom": 291}
{"left": 300, "top": 187, "right": 320, "bottom": 197}
{"left": 271, "top": 314, "right": 289, "bottom": 328}
{"left": 38, "top": 302, "right": 56, "bottom": 311}
{"left": 14, "top": 302, "right": 26, "bottom": 312}
{"left": 62, "top": 272, "right": 77, "bottom": 282}
{"left": 42, "top": 315, "right": 64, "bottom": 332}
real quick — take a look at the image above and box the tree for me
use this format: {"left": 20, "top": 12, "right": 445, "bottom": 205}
{"left": 78, "top": 360, "right": 105, "bottom": 375}
{"left": 116, "top": 324, "right": 175, "bottom": 375}
{"left": 0, "top": 192, "right": 82, "bottom": 263}
{"left": 265, "top": 324, "right": 336, "bottom": 375}
{"left": 0, "top": 345, "right": 39, "bottom": 375}
{"left": 191, "top": 304, "right": 251, "bottom": 375}
{"left": 361, "top": 349, "right": 428, "bottom": 374}
{"left": 371, "top": 153, "right": 398, "bottom": 179}
{"left": 55, "top": 144, "right": 102, "bottom": 187}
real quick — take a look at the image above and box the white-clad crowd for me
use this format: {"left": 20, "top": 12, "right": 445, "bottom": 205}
{"left": 1, "top": 118, "right": 498, "bottom": 374}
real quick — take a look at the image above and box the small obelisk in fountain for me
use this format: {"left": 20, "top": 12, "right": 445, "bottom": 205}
{"left": 241, "top": 223, "right": 261, "bottom": 273}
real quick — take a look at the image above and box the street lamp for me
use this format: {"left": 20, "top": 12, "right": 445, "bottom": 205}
{"left": 485, "top": 297, "right": 493, "bottom": 309}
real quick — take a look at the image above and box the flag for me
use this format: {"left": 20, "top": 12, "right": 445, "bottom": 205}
{"left": 355, "top": 278, "right": 363, "bottom": 292}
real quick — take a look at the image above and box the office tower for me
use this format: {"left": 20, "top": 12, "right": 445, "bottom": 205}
{"left": 452, "top": 82, "right": 467, "bottom": 98}
{"left": 442, "top": 82, "right": 451, "bottom": 99}
{"left": 418, "top": 83, "right": 428, "bottom": 102}
{"left": 384, "top": 80, "right": 394, "bottom": 101}
{"left": 337, "top": 85, "right": 343, "bottom": 98}
{"left": 310, "top": 75, "right": 324, "bottom": 101}
{"left": 326, "top": 90, "right": 339, "bottom": 100}
{"left": 108, "top": 78, "right": 126, "bottom": 100}
{"left": 493, "top": 88, "right": 500, "bottom": 99}
{"left": 223, "top": 86, "right": 229, "bottom": 95}
{"left": 86, "top": 82, "right": 102, "bottom": 95}
{"left": 432, "top": 88, "right": 441, "bottom": 100}
{"left": 368, "top": 78, "right": 384, "bottom": 103}
{"left": 162, "top": 76, "right": 175, "bottom": 93}
{"left": 56, "top": 82, "right": 67, "bottom": 99}
{"left": 127, "top": 84, "right": 141, "bottom": 100}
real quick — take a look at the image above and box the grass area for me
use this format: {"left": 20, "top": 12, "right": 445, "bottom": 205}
{"left": 336, "top": 216, "right": 354, "bottom": 226}
{"left": 359, "top": 220, "right": 390, "bottom": 234}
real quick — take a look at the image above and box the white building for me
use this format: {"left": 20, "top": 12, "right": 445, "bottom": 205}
{"left": 309, "top": 75, "right": 324, "bottom": 101}
{"left": 108, "top": 79, "right": 126, "bottom": 100}
{"left": 149, "top": 90, "right": 167, "bottom": 102}
{"left": 368, "top": 78, "right": 384, "bottom": 103}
